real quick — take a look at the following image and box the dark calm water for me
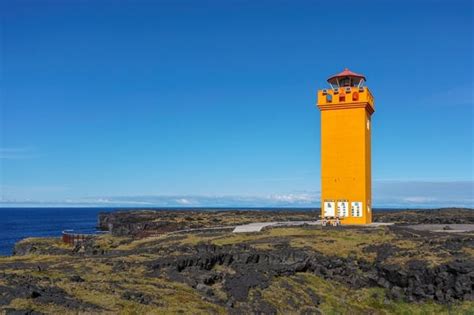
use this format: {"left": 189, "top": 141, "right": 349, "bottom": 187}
{"left": 0, "top": 208, "right": 115, "bottom": 256}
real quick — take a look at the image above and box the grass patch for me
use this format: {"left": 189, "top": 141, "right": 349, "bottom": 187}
{"left": 94, "top": 234, "right": 132, "bottom": 250}
{"left": 208, "top": 226, "right": 395, "bottom": 261}
{"left": 114, "top": 234, "right": 173, "bottom": 251}
{"left": 259, "top": 273, "right": 474, "bottom": 315}
{"left": 6, "top": 298, "right": 80, "bottom": 315}
{"left": 462, "top": 247, "right": 474, "bottom": 258}
{"left": 56, "top": 274, "right": 225, "bottom": 314}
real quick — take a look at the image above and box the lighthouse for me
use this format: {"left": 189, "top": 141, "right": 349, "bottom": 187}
{"left": 316, "top": 68, "right": 375, "bottom": 225}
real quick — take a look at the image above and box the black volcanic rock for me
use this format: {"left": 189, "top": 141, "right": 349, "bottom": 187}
{"left": 4, "top": 309, "right": 44, "bottom": 315}
{"left": 0, "top": 274, "right": 101, "bottom": 311}
{"left": 147, "top": 242, "right": 474, "bottom": 304}
{"left": 373, "top": 208, "right": 474, "bottom": 224}
{"left": 97, "top": 209, "right": 319, "bottom": 236}
{"left": 2, "top": 208, "right": 474, "bottom": 313}
{"left": 363, "top": 243, "right": 399, "bottom": 262}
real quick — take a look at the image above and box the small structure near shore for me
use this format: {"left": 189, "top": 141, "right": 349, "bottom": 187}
{"left": 61, "top": 229, "right": 105, "bottom": 245}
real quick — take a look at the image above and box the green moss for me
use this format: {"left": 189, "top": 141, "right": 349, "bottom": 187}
{"left": 2, "top": 219, "right": 472, "bottom": 314}
{"left": 94, "top": 234, "right": 133, "bottom": 250}
{"left": 7, "top": 298, "right": 78, "bottom": 315}
{"left": 56, "top": 275, "right": 225, "bottom": 314}
{"left": 258, "top": 274, "right": 474, "bottom": 315}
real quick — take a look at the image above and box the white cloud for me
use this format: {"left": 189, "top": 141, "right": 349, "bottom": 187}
{"left": 401, "top": 196, "right": 437, "bottom": 203}
{"left": 0, "top": 181, "right": 472, "bottom": 208}
{"left": 0, "top": 193, "right": 320, "bottom": 208}
{"left": 175, "top": 198, "right": 194, "bottom": 205}
{"left": 267, "top": 193, "right": 317, "bottom": 203}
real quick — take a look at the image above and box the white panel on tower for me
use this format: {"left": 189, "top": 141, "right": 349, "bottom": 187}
{"left": 351, "top": 202, "right": 363, "bottom": 217}
{"left": 337, "top": 201, "right": 349, "bottom": 217}
{"left": 323, "top": 201, "right": 335, "bottom": 217}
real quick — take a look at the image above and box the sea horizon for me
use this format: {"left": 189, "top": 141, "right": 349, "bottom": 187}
{"left": 2, "top": 205, "right": 472, "bottom": 210}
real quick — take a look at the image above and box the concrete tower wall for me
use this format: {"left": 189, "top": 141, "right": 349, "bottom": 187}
{"left": 317, "top": 86, "right": 374, "bottom": 224}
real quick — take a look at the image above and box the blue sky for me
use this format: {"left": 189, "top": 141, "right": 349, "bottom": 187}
{"left": 0, "top": 0, "right": 472, "bottom": 208}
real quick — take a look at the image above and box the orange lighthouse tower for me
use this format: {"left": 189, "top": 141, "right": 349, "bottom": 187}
{"left": 316, "top": 69, "right": 375, "bottom": 225}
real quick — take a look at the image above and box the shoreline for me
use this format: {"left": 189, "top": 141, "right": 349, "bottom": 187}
{"left": 1, "top": 208, "right": 473, "bottom": 313}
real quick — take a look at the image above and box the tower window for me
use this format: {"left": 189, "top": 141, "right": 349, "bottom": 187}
{"left": 352, "top": 92, "right": 359, "bottom": 101}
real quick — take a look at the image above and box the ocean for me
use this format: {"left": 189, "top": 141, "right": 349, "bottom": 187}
{"left": 0, "top": 207, "right": 115, "bottom": 256}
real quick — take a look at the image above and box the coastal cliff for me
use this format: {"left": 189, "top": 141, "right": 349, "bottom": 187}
{"left": 97, "top": 209, "right": 319, "bottom": 236}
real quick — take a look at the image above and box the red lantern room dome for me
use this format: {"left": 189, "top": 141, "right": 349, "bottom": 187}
{"left": 327, "top": 68, "right": 366, "bottom": 88}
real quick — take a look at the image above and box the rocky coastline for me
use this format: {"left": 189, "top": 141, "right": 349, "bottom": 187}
{"left": 1, "top": 208, "right": 473, "bottom": 314}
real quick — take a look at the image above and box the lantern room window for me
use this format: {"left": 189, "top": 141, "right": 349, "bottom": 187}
{"left": 327, "top": 68, "right": 366, "bottom": 89}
